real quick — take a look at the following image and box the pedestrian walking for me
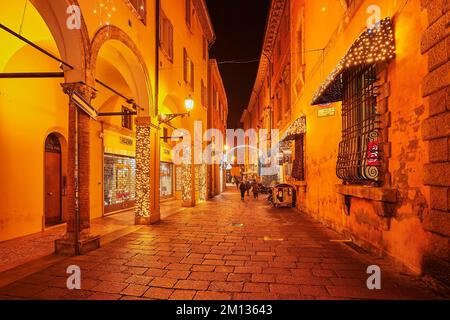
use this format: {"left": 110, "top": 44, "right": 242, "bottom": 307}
{"left": 253, "top": 183, "right": 259, "bottom": 200}
{"left": 246, "top": 180, "right": 251, "bottom": 197}
{"left": 239, "top": 181, "right": 247, "bottom": 201}
{"left": 235, "top": 177, "right": 240, "bottom": 190}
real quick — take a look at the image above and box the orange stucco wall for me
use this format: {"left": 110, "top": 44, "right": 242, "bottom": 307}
{"left": 243, "top": 0, "right": 438, "bottom": 274}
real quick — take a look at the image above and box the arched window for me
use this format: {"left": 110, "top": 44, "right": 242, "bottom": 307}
{"left": 45, "top": 134, "right": 62, "bottom": 153}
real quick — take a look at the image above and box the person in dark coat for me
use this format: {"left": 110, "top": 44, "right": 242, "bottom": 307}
{"left": 235, "top": 177, "right": 240, "bottom": 190}
{"left": 246, "top": 180, "right": 251, "bottom": 197}
{"left": 252, "top": 183, "right": 259, "bottom": 200}
{"left": 239, "top": 181, "right": 247, "bottom": 201}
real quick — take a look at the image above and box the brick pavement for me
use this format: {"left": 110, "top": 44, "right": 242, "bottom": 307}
{"left": 0, "top": 200, "right": 184, "bottom": 274}
{"left": 0, "top": 190, "right": 444, "bottom": 300}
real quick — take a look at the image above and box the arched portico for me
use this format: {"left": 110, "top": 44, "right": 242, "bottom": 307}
{"left": 0, "top": 0, "right": 94, "bottom": 249}
{"left": 30, "top": 0, "right": 90, "bottom": 83}
{"left": 89, "top": 25, "right": 159, "bottom": 226}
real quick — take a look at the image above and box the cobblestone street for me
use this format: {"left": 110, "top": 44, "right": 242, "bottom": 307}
{"left": 0, "top": 189, "right": 442, "bottom": 300}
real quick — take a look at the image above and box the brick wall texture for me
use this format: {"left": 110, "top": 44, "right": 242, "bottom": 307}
{"left": 421, "top": 0, "right": 450, "bottom": 285}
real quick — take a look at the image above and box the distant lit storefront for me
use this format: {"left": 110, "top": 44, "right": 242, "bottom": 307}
{"left": 103, "top": 130, "right": 136, "bottom": 214}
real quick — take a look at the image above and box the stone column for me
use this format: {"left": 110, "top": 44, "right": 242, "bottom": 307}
{"left": 56, "top": 82, "right": 100, "bottom": 255}
{"left": 199, "top": 163, "right": 207, "bottom": 202}
{"left": 135, "top": 117, "right": 160, "bottom": 224}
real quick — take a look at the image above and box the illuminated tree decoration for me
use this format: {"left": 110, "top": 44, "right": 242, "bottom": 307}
{"left": 181, "top": 144, "right": 193, "bottom": 202}
{"left": 311, "top": 17, "right": 396, "bottom": 105}
{"left": 135, "top": 120, "right": 151, "bottom": 218}
{"left": 198, "top": 164, "right": 207, "bottom": 203}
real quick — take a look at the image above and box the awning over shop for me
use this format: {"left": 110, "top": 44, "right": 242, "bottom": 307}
{"left": 311, "top": 18, "right": 395, "bottom": 106}
{"left": 282, "top": 116, "right": 306, "bottom": 141}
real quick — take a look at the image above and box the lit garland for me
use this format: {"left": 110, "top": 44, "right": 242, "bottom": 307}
{"left": 198, "top": 164, "right": 207, "bottom": 203}
{"left": 135, "top": 121, "right": 151, "bottom": 218}
{"left": 181, "top": 144, "right": 193, "bottom": 203}
{"left": 93, "top": 0, "right": 116, "bottom": 27}
{"left": 312, "top": 17, "right": 396, "bottom": 105}
{"left": 282, "top": 116, "right": 306, "bottom": 141}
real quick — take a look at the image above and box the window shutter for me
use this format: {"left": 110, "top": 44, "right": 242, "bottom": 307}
{"left": 185, "top": 0, "right": 191, "bottom": 28}
{"left": 292, "top": 135, "right": 305, "bottom": 181}
{"left": 190, "top": 61, "right": 195, "bottom": 90}
{"left": 183, "top": 49, "right": 188, "bottom": 83}
{"left": 168, "top": 22, "right": 174, "bottom": 60}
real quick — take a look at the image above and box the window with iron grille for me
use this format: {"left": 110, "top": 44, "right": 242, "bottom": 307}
{"left": 337, "top": 64, "right": 381, "bottom": 185}
{"left": 292, "top": 135, "right": 305, "bottom": 181}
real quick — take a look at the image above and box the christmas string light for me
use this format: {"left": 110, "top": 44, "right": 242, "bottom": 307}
{"left": 282, "top": 116, "right": 306, "bottom": 141}
{"left": 135, "top": 122, "right": 151, "bottom": 219}
{"left": 181, "top": 144, "right": 193, "bottom": 202}
{"left": 312, "top": 18, "right": 396, "bottom": 105}
{"left": 198, "top": 164, "right": 207, "bottom": 203}
{"left": 93, "top": 0, "right": 116, "bottom": 28}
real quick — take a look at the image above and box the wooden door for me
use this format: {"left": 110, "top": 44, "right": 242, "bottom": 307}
{"left": 45, "top": 134, "right": 62, "bottom": 226}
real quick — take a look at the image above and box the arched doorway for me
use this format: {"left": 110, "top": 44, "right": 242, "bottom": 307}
{"left": 44, "top": 133, "right": 63, "bottom": 226}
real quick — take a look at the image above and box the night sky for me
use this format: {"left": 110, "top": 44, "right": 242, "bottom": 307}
{"left": 206, "top": 0, "right": 271, "bottom": 129}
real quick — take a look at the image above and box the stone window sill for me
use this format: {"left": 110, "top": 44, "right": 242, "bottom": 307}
{"left": 335, "top": 184, "right": 397, "bottom": 203}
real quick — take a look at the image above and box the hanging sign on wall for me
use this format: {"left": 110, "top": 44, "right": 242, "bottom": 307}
{"left": 318, "top": 103, "right": 336, "bottom": 118}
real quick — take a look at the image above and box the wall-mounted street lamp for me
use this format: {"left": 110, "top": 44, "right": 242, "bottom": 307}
{"left": 158, "top": 94, "right": 195, "bottom": 125}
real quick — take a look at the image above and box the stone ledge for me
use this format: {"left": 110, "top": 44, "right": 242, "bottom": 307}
{"left": 336, "top": 184, "right": 397, "bottom": 203}
{"left": 422, "top": 111, "right": 450, "bottom": 140}
{"left": 55, "top": 235, "right": 101, "bottom": 256}
{"left": 135, "top": 215, "right": 160, "bottom": 225}
{"left": 423, "top": 210, "right": 450, "bottom": 237}
{"left": 424, "top": 162, "right": 450, "bottom": 186}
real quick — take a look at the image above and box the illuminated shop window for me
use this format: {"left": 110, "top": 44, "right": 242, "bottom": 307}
{"left": 160, "top": 162, "right": 174, "bottom": 198}
{"left": 104, "top": 154, "right": 136, "bottom": 213}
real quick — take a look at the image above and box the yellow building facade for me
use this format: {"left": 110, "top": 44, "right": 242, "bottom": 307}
{"left": 0, "top": 0, "right": 221, "bottom": 252}
{"left": 207, "top": 59, "right": 228, "bottom": 197}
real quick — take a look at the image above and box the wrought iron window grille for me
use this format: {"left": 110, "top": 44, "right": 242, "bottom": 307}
{"left": 336, "top": 64, "right": 382, "bottom": 185}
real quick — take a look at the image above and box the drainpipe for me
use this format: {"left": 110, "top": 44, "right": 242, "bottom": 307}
{"left": 74, "top": 107, "right": 80, "bottom": 255}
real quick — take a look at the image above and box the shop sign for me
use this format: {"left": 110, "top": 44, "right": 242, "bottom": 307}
{"left": 318, "top": 106, "right": 336, "bottom": 118}
{"left": 120, "top": 137, "right": 134, "bottom": 146}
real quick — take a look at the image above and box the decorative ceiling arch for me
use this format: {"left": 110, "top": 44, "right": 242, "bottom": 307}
{"left": 30, "top": 0, "right": 90, "bottom": 82}
{"left": 89, "top": 25, "right": 153, "bottom": 116}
